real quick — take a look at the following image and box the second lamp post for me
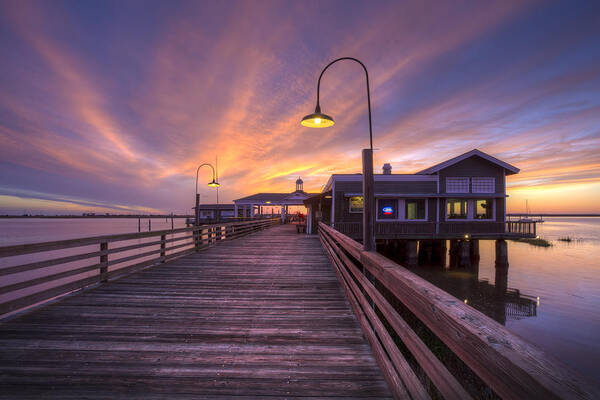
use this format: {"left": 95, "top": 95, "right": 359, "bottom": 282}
{"left": 195, "top": 163, "right": 220, "bottom": 226}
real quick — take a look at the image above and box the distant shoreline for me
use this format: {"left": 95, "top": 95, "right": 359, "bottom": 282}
{"left": 0, "top": 215, "right": 193, "bottom": 219}
{"left": 506, "top": 214, "right": 600, "bottom": 217}
{"left": 0, "top": 213, "right": 598, "bottom": 219}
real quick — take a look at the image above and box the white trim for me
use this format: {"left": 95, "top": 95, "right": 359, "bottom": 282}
{"left": 446, "top": 177, "right": 470, "bottom": 193}
{"left": 471, "top": 177, "right": 496, "bottom": 193}
{"left": 416, "top": 149, "right": 520, "bottom": 175}
{"left": 473, "top": 199, "right": 496, "bottom": 221}
{"left": 348, "top": 196, "right": 363, "bottom": 214}
{"left": 445, "top": 198, "right": 468, "bottom": 221}
{"left": 375, "top": 198, "right": 399, "bottom": 222}
{"left": 444, "top": 198, "right": 496, "bottom": 222}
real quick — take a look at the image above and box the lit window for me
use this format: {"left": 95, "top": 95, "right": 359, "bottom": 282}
{"left": 348, "top": 196, "right": 363, "bottom": 213}
{"left": 475, "top": 199, "right": 493, "bottom": 219}
{"left": 447, "top": 199, "right": 467, "bottom": 219}
{"left": 472, "top": 177, "right": 495, "bottom": 193}
{"left": 446, "top": 177, "right": 469, "bottom": 193}
{"left": 405, "top": 199, "right": 426, "bottom": 220}
{"left": 378, "top": 199, "right": 397, "bottom": 220}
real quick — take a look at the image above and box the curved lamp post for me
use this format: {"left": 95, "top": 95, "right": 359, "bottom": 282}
{"left": 195, "top": 163, "right": 220, "bottom": 226}
{"left": 301, "top": 57, "right": 375, "bottom": 251}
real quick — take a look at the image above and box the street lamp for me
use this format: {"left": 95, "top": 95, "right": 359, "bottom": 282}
{"left": 301, "top": 57, "right": 375, "bottom": 251}
{"left": 195, "top": 163, "right": 220, "bottom": 226}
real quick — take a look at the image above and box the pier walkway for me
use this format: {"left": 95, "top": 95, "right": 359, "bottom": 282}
{"left": 0, "top": 224, "right": 392, "bottom": 398}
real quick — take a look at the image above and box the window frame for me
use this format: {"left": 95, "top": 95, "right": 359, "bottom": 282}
{"left": 446, "top": 177, "right": 470, "bottom": 193}
{"left": 445, "top": 198, "right": 468, "bottom": 220}
{"left": 348, "top": 196, "right": 363, "bottom": 214}
{"left": 472, "top": 177, "right": 495, "bottom": 193}
{"left": 404, "top": 199, "right": 428, "bottom": 221}
{"left": 474, "top": 199, "right": 495, "bottom": 220}
{"left": 374, "top": 198, "right": 429, "bottom": 222}
{"left": 376, "top": 198, "right": 399, "bottom": 221}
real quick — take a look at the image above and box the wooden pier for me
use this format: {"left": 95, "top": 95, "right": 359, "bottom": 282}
{"left": 0, "top": 223, "right": 391, "bottom": 398}
{"left": 0, "top": 220, "right": 597, "bottom": 399}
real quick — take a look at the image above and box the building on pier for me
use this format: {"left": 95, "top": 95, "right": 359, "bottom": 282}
{"left": 233, "top": 177, "right": 317, "bottom": 221}
{"left": 304, "top": 149, "right": 534, "bottom": 240}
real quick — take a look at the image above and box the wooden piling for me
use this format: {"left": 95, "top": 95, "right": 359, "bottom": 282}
{"left": 362, "top": 148, "right": 375, "bottom": 251}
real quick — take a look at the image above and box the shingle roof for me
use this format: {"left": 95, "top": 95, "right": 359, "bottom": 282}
{"left": 234, "top": 192, "right": 320, "bottom": 202}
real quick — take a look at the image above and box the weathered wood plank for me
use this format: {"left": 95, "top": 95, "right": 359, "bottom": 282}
{"left": 0, "top": 224, "right": 392, "bottom": 399}
{"left": 319, "top": 221, "right": 599, "bottom": 400}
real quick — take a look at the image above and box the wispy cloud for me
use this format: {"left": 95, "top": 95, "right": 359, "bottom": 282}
{"left": 0, "top": 0, "right": 599, "bottom": 214}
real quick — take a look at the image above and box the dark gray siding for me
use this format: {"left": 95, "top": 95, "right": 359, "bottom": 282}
{"left": 333, "top": 179, "right": 437, "bottom": 224}
{"left": 438, "top": 156, "right": 505, "bottom": 193}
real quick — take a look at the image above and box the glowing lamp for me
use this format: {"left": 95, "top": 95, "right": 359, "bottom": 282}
{"left": 464, "top": 233, "right": 470, "bottom": 239}
{"left": 208, "top": 179, "right": 220, "bottom": 188}
{"left": 301, "top": 106, "right": 334, "bottom": 128}
{"left": 265, "top": 201, "right": 271, "bottom": 204}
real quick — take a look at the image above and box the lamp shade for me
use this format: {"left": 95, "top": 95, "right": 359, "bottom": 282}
{"left": 300, "top": 111, "right": 334, "bottom": 128}
{"left": 207, "top": 179, "right": 220, "bottom": 188}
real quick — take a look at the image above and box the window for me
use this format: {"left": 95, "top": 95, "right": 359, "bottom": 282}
{"left": 349, "top": 196, "right": 363, "bottom": 213}
{"left": 378, "top": 199, "right": 397, "bottom": 220}
{"left": 446, "top": 177, "right": 469, "bottom": 193}
{"left": 475, "top": 199, "right": 493, "bottom": 219}
{"left": 447, "top": 199, "right": 467, "bottom": 219}
{"left": 472, "top": 177, "right": 495, "bottom": 193}
{"left": 405, "top": 199, "right": 426, "bottom": 220}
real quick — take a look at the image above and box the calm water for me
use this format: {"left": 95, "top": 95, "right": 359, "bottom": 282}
{"left": 0, "top": 217, "right": 599, "bottom": 385}
{"left": 0, "top": 217, "right": 188, "bottom": 245}
{"left": 404, "top": 217, "right": 600, "bottom": 386}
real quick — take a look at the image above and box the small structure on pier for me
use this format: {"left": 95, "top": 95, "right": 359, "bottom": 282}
{"left": 194, "top": 204, "right": 235, "bottom": 220}
{"left": 233, "top": 177, "right": 317, "bottom": 221}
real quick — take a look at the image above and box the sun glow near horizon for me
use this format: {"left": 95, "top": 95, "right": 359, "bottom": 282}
{"left": 0, "top": 1, "right": 599, "bottom": 215}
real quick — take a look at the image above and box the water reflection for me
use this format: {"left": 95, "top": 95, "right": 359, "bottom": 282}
{"left": 386, "top": 241, "right": 538, "bottom": 326}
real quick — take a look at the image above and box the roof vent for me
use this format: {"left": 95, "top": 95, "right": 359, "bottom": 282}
{"left": 382, "top": 163, "right": 392, "bottom": 175}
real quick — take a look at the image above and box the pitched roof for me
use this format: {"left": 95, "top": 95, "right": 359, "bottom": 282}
{"left": 416, "top": 149, "right": 520, "bottom": 175}
{"left": 234, "top": 193, "right": 290, "bottom": 202}
{"left": 197, "top": 204, "right": 235, "bottom": 210}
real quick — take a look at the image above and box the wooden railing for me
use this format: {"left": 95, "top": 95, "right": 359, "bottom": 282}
{"left": 0, "top": 218, "right": 279, "bottom": 317}
{"left": 318, "top": 222, "right": 594, "bottom": 400}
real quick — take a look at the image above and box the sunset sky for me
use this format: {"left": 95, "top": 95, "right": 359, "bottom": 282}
{"left": 1, "top": 0, "right": 599, "bottom": 215}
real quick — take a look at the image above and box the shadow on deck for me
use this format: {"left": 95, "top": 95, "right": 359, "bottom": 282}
{"left": 0, "top": 224, "right": 392, "bottom": 398}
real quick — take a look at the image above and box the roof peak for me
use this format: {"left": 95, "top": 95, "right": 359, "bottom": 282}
{"left": 416, "top": 149, "right": 519, "bottom": 175}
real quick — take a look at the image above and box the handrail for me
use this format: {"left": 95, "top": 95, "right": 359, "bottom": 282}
{"left": 0, "top": 218, "right": 280, "bottom": 317}
{"left": 318, "top": 221, "right": 595, "bottom": 400}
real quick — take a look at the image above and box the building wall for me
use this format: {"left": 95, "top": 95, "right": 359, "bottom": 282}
{"left": 330, "top": 156, "right": 509, "bottom": 238}
{"left": 438, "top": 156, "right": 506, "bottom": 223}
{"left": 438, "top": 156, "right": 505, "bottom": 193}
{"left": 333, "top": 179, "right": 437, "bottom": 224}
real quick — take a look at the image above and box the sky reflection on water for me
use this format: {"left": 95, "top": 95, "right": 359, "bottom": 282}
{"left": 402, "top": 217, "right": 599, "bottom": 385}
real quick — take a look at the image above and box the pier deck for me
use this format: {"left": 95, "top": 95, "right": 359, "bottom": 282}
{"left": 0, "top": 224, "right": 392, "bottom": 398}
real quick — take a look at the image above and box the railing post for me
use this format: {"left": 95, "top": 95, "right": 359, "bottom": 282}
{"left": 100, "top": 242, "right": 108, "bottom": 282}
{"left": 160, "top": 234, "right": 166, "bottom": 262}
